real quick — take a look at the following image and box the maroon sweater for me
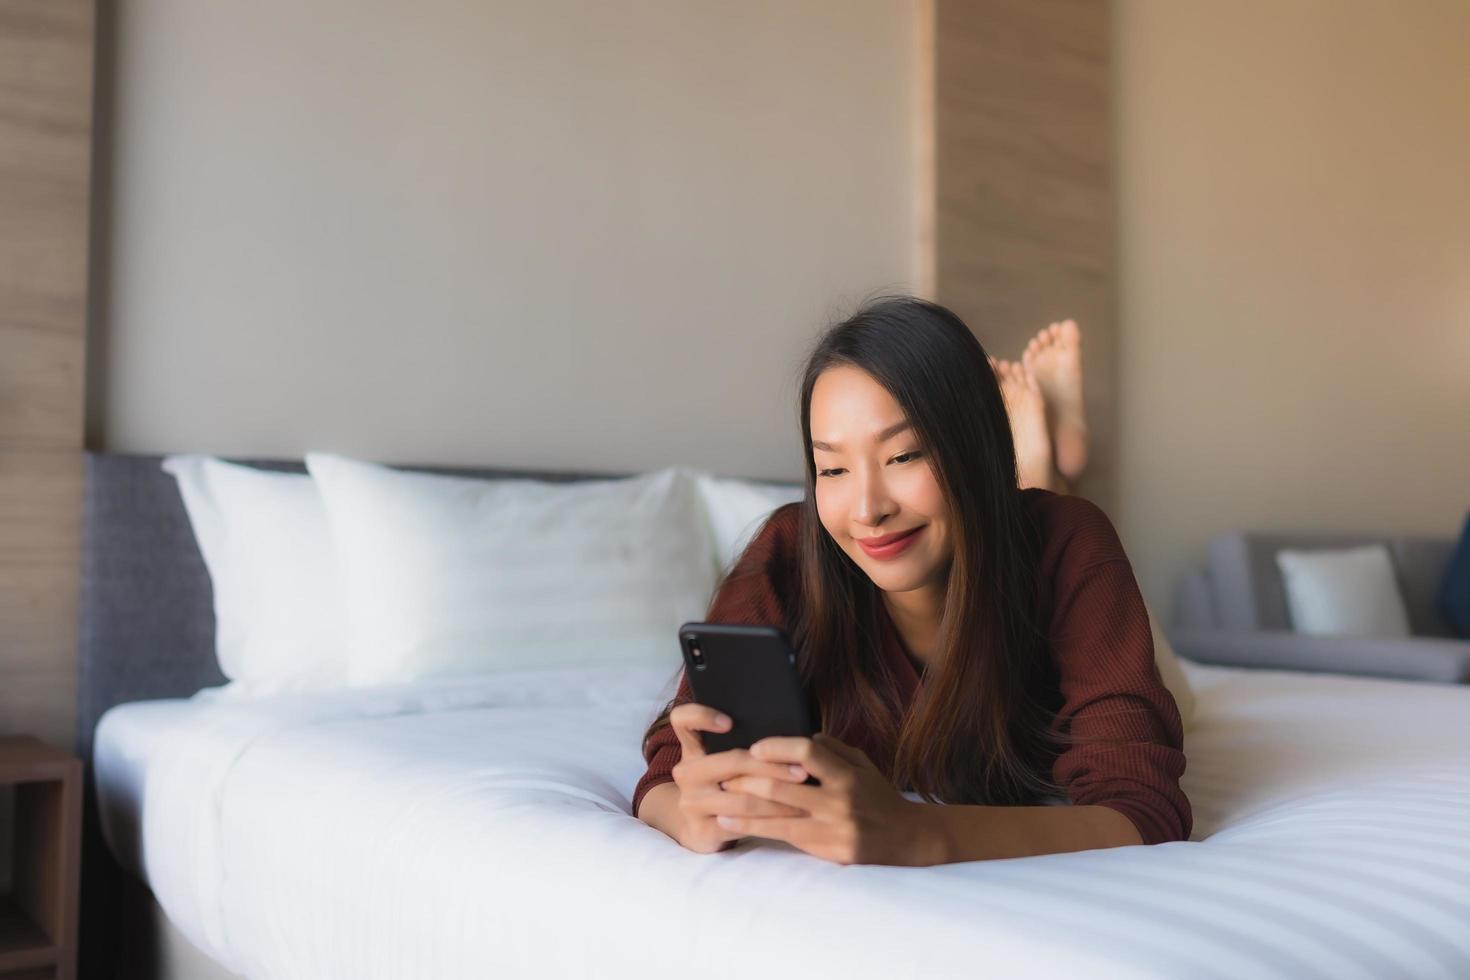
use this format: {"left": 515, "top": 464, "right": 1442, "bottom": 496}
{"left": 633, "top": 490, "right": 1192, "bottom": 846}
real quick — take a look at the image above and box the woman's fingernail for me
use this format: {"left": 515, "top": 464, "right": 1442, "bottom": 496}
{"left": 717, "top": 815, "right": 736, "bottom": 828}
{"left": 789, "top": 766, "right": 805, "bottom": 779}
{"left": 715, "top": 714, "right": 732, "bottom": 728}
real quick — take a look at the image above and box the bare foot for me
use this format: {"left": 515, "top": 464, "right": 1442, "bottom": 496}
{"left": 992, "top": 357, "right": 1055, "bottom": 491}
{"left": 1023, "top": 319, "right": 1088, "bottom": 482}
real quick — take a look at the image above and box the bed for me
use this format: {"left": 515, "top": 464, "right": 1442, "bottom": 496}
{"left": 78, "top": 454, "right": 1470, "bottom": 980}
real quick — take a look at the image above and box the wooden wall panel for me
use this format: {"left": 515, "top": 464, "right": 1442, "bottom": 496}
{"left": 0, "top": 326, "right": 85, "bottom": 448}
{"left": 0, "top": 0, "right": 95, "bottom": 760}
{"left": 0, "top": 453, "right": 82, "bottom": 668}
{"left": 921, "top": 0, "right": 1117, "bottom": 510}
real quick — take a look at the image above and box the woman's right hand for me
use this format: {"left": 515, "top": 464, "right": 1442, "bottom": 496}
{"left": 668, "top": 703, "right": 812, "bottom": 853}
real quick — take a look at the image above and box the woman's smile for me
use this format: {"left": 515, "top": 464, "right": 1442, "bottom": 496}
{"left": 856, "top": 525, "right": 926, "bottom": 560}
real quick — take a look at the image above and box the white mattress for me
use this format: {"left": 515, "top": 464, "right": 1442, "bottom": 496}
{"left": 94, "top": 660, "right": 1470, "bottom": 980}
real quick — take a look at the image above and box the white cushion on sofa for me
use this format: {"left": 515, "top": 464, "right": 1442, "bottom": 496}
{"left": 161, "top": 455, "right": 346, "bottom": 697}
{"left": 1275, "top": 545, "right": 1412, "bottom": 637}
{"left": 306, "top": 453, "right": 719, "bottom": 686}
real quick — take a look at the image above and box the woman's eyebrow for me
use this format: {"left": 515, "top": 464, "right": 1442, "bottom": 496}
{"left": 812, "top": 420, "right": 912, "bottom": 452}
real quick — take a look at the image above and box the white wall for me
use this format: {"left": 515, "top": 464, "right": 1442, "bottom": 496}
{"left": 94, "top": 0, "right": 918, "bottom": 480}
{"left": 1114, "top": 0, "right": 1470, "bottom": 614}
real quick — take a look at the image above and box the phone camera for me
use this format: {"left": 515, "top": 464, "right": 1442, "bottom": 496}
{"left": 688, "top": 641, "right": 706, "bottom": 670}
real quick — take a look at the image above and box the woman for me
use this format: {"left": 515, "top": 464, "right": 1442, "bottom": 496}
{"left": 634, "top": 296, "right": 1188, "bottom": 866}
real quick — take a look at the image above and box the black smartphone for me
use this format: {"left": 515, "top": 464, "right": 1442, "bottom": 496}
{"left": 678, "top": 622, "right": 818, "bottom": 764}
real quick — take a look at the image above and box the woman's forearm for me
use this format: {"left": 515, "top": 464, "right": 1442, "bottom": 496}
{"left": 637, "top": 782, "right": 687, "bottom": 843}
{"left": 909, "top": 802, "right": 1143, "bottom": 865}
{"left": 642, "top": 784, "right": 1142, "bottom": 863}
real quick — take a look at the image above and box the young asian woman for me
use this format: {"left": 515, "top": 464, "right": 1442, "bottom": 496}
{"left": 634, "top": 296, "right": 1189, "bottom": 866}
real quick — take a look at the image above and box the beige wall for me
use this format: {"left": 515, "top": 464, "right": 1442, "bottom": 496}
{"left": 1114, "top": 0, "right": 1470, "bottom": 615}
{"left": 91, "top": 0, "right": 919, "bottom": 482}
{"left": 93, "top": 0, "right": 1470, "bottom": 617}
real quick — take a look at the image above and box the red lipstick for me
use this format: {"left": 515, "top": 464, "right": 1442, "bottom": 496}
{"left": 856, "top": 525, "right": 925, "bottom": 560}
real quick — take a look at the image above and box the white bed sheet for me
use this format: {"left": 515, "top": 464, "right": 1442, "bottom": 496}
{"left": 94, "top": 660, "right": 1470, "bottom": 980}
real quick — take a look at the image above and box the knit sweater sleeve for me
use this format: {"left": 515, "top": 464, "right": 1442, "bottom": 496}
{"left": 1041, "top": 497, "right": 1192, "bottom": 846}
{"left": 630, "top": 503, "right": 801, "bottom": 817}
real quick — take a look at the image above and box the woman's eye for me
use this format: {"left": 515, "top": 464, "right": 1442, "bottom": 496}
{"left": 891, "top": 451, "right": 922, "bottom": 464}
{"left": 817, "top": 467, "right": 845, "bottom": 478}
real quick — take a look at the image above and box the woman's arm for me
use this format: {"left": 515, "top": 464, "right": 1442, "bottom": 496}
{"left": 1038, "top": 498, "right": 1192, "bottom": 846}
{"left": 635, "top": 707, "right": 810, "bottom": 854}
{"left": 636, "top": 781, "right": 745, "bottom": 853}
{"left": 909, "top": 801, "right": 1142, "bottom": 865}
{"left": 636, "top": 782, "right": 689, "bottom": 843}
{"left": 723, "top": 735, "right": 1144, "bottom": 866}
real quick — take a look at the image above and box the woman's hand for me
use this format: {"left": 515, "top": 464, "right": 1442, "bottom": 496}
{"left": 667, "top": 703, "right": 815, "bottom": 854}
{"left": 717, "top": 733, "right": 930, "bottom": 866}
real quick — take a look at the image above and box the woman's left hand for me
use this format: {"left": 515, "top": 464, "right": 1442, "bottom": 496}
{"left": 716, "top": 733, "right": 932, "bottom": 866}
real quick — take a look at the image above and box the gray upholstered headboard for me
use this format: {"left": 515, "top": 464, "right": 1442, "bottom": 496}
{"left": 75, "top": 452, "right": 626, "bottom": 764}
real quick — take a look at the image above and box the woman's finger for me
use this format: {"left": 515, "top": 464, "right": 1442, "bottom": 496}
{"left": 684, "top": 787, "right": 806, "bottom": 820}
{"left": 748, "top": 736, "right": 847, "bottom": 781}
{"left": 685, "top": 749, "right": 809, "bottom": 788}
{"left": 722, "top": 775, "right": 828, "bottom": 813}
{"left": 668, "top": 702, "right": 731, "bottom": 760}
{"left": 714, "top": 815, "right": 810, "bottom": 844}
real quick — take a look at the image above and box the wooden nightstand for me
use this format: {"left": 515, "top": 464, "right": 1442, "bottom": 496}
{"left": 0, "top": 738, "right": 80, "bottom": 980}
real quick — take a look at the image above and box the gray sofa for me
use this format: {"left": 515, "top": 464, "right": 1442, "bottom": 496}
{"left": 1170, "top": 531, "right": 1470, "bottom": 684}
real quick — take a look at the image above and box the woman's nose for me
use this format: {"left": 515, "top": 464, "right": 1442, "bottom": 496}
{"left": 853, "top": 470, "right": 893, "bottom": 525}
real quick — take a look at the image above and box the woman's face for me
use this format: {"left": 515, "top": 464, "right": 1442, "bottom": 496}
{"left": 809, "top": 365, "right": 953, "bottom": 594}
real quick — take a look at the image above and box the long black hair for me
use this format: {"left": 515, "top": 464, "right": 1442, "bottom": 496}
{"left": 790, "top": 296, "right": 1062, "bottom": 804}
{"left": 643, "top": 295, "right": 1064, "bottom": 805}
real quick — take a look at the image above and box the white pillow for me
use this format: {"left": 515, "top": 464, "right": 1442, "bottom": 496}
{"left": 1275, "top": 545, "right": 1412, "bottom": 637}
{"left": 306, "top": 453, "right": 719, "bottom": 686}
{"left": 695, "top": 473, "right": 804, "bottom": 572}
{"left": 161, "top": 455, "right": 346, "bottom": 697}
